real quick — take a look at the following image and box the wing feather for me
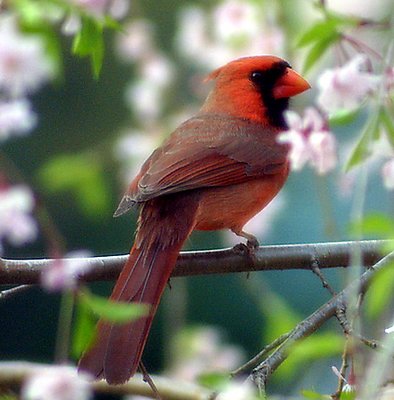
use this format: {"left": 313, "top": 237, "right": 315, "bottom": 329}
{"left": 128, "top": 114, "right": 288, "bottom": 203}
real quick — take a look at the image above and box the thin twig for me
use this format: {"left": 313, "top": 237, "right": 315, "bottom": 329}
{"left": 231, "top": 333, "right": 290, "bottom": 378}
{"left": 0, "top": 240, "right": 388, "bottom": 286}
{"left": 250, "top": 251, "right": 394, "bottom": 391}
{"left": 311, "top": 258, "right": 337, "bottom": 296}
{"left": 0, "top": 361, "right": 213, "bottom": 400}
{"left": 140, "top": 362, "right": 163, "bottom": 400}
{"left": 332, "top": 335, "right": 351, "bottom": 399}
{"left": 0, "top": 285, "right": 32, "bottom": 300}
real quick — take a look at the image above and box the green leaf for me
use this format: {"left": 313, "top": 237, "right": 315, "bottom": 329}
{"left": 72, "top": 296, "right": 96, "bottom": 358}
{"left": 380, "top": 107, "right": 394, "bottom": 146}
{"left": 302, "top": 32, "right": 340, "bottom": 74}
{"left": 72, "top": 16, "right": 104, "bottom": 77}
{"left": 365, "top": 262, "right": 394, "bottom": 318}
{"left": 329, "top": 108, "right": 360, "bottom": 126}
{"left": 297, "top": 19, "right": 341, "bottom": 48}
{"left": 274, "top": 332, "right": 344, "bottom": 380}
{"left": 345, "top": 114, "right": 380, "bottom": 171}
{"left": 197, "top": 372, "right": 230, "bottom": 390}
{"left": 352, "top": 213, "right": 394, "bottom": 237}
{"left": 260, "top": 290, "right": 300, "bottom": 341}
{"left": 301, "top": 389, "right": 331, "bottom": 399}
{"left": 339, "top": 390, "right": 356, "bottom": 400}
{"left": 79, "top": 290, "right": 149, "bottom": 324}
{"left": 39, "top": 153, "right": 111, "bottom": 218}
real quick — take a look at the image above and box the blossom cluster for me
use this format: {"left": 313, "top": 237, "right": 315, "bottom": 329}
{"left": 0, "top": 17, "right": 53, "bottom": 140}
{"left": 22, "top": 365, "right": 92, "bottom": 400}
{"left": 0, "top": 184, "right": 37, "bottom": 254}
{"left": 176, "top": 0, "right": 284, "bottom": 69}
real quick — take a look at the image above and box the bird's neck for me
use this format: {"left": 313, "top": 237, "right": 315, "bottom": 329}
{"left": 201, "top": 88, "right": 288, "bottom": 129}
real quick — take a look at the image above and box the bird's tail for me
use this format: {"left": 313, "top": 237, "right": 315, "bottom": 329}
{"left": 78, "top": 194, "right": 198, "bottom": 384}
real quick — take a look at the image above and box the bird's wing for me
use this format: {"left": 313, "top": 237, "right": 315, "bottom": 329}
{"left": 116, "top": 115, "right": 288, "bottom": 214}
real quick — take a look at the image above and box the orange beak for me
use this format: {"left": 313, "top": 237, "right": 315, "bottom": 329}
{"left": 273, "top": 68, "right": 310, "bottom": 99}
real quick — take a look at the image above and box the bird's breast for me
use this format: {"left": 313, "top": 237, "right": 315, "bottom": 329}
{"left": 194, "top": 166, "right": 289, "bottom": 232}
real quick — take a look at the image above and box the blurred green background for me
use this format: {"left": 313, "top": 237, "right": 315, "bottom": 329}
{"left": 1, "top": 0, "right": 393, "bottom": 398}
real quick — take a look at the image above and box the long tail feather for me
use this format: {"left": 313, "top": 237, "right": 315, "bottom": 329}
{"left": 78, "top": 193, "right": 199, "bottom": 384}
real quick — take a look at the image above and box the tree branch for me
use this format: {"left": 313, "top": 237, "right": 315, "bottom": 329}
{"left": 249, "top": 251, "right": 394, "bottom": 391}
{"left": 0, "top": 240, "right": 389, "bottom": 285}
{"left": 0, "top": 361, "right": 214, "bottom": 400}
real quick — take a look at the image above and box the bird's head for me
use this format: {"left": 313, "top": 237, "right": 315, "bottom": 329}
{"left": 201, "top": 55, "right": 310, "bottom": 128}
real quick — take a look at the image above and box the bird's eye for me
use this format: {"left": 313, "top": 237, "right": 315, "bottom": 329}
{"left": 250, "top": 71, "right": 264, "bottom": 83}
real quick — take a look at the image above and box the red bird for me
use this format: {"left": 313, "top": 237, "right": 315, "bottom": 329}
{"left": 79, "top": 55, "right": 310, "bottom": 384}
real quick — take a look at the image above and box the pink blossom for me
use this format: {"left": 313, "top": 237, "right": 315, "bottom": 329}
{"left": 317, "top": 55, "right": 380, "bottom": 114}
{"left": 0, "top": 17, "right": 53, "bottom": 96}
{"left": 213, "top": 1, "right": 259, "bottom": 42}
{"left": 175, "top": 3, "right": 284, "bottom": 69}
{"left": 0, "top": 99, "right": 37, "bottom": 140}
{"left": 326, "top": 0, "right": 393, "bottom": 20}
{"left": 125, "top": 79, "right": 163, "bottom": 122}
{"left": 22, "top": 366, "right": 92, "bottom": 400}
{"left": 117, "top": 20, "right": 155, "bottom": 61}
{"left": 169, "top": 326, "right": 244, "bottom": 382}
{"left": 385, "top": 323, "right": 394, "bottom": 334}
{"left": 0, "top": 185, "right": 37, "bottom": 253}
{"left": 115, "top": 130, "right": 158, "bottom": 184}
{"left": 382, "top": 158, "right": 394, "bottom": 190}
{"left": 41, "top": 250, "right": 93, "bottom": 292}
{"left": 71, "top": 0, "right": 128, "bottom": 19}
{"left": 139, "top": 55, "right": 174, "bottom": 88}
{"left": 216, "top": 381, "right": 257, "bottom": 400}
{"left": 278, "top": 108, "right": 338, "bottom": 174}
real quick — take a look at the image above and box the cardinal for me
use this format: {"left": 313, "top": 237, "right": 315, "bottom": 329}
{"left": 78, "top": 55, "right": 310, "bottom": 384}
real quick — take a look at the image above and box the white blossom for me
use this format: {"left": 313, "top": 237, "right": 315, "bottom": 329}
{"left": 213, "top": 1, "right": 260, "bottom": 42}
{"left": 169, "top": 326, "right": 244, "bottom": 382}
{"left": 41, "top": 250, "right": 93, "bottom": 292}
{"left": 317, "top": 54, "right": 380, "bottom": 114}
{"left": 385, "top": 324, "right": 394, "bottom": 334}
{"left": 175, "top": 3, "right": 284, "bottom": 69}
{"left": 71, "top": 0, "right": 128, "bottom": 19}
{"left": 0, "top": 17, "right": 53, "bottom": 96}
{"left": 115, "top": 130, "right": 158, "bottom": 184}
{"left": 216, "top": 381, "right": 257, "bottom": 400}
{"left": 382, "top": 158, "right": 394, "bottom": 190}
{"left": 139, "top": 55, "right": 175, "bottom": 88}
{"left": 117, "top": 20, "right": 155, "bottom": 61}
{"left": 22, "top": 366, "right": 92, "bottom": 400}
{"left": 0, "top": 185, "right": 37, "bottom": 253}
{"left": 125, "top": 79, "right": 163, "bottom": 122}
{"left": 0, "top": 99, "right": 37, "bottom": 140}
{"left": 278, "top": 107, "right": 338, "bottom": 174}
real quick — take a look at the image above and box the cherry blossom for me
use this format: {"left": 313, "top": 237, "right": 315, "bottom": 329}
{"left": 213, "top": 0, "right": 259, "bottom": 42}
{"left": 168, "top": 326, "right": 244, "bottom": 382}
{"left": 326, "top": 0, "right": 393, "bottom": 20}
{"left": 117, "top": 20, "right": 155, "bottom": 61}
{"left": 385, "top": 323, "right": 394, "bottom": 334}
{"left": 22, "top": 366, "right": 92, "bottom": 400}
{"left": 278, "top": 108, "right": 337, "bottom": 174}
{"left": 71, "top": 0, "right": 129, "bottom": 19}
{"left": 216, "top": 381, "right": 257, "bottom": 400}
{"left": 381, "top": 158, "right": 394, "bottom": 190}
{"left": 0, "top": 185, "right": 37, "bottom": 253}
{"left": 317, "top": 54, "right": 380, "bottom": 114}
{"left": 41, "top": 250, "right": 93, "bottom": 292}
{"left": 0, "top": 17, "right": 53, "bottom": 96}
{"left": 115, "top": 130, "right": 158, "bottom": 184}
{"left": 175, "top": 2, "right": 284, "bottom": 69}
{"left": 0, "top": 99, "right": 37, "bottom": 140}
